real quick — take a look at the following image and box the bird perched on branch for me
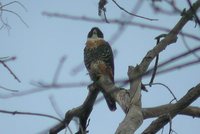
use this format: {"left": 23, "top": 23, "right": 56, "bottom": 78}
{"left": 84, "top": 27, "right": 116, "bottom": 111}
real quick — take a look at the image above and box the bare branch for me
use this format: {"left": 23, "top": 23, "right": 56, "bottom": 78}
{"left": 49, "top": 84, "right": 99, "bottom": 134}
{"left": 149, "top": 34, "right": 166, "bottom": 86}
{"left": 148, "top": 83, "right": 177, "bottom": 102}
{"left": 52, "top": 56, "right": 67, "bottom": 84}
{"left": 0, "top": 59, "right": 21, "bottom": 83}
{"left": 142, "top": 83, "right": 200, "bottom": 134}
{"left": 142, "top": 105, "right": 200, "bottom": 119}
{"left": 0, "top": 1, "right": 27, "bottom": 12}
{"left": 0, "top": 85, "right": 18, "bottom": 92}
{"left": 115, "top": 65, "right": 143, "bottom": 134}
{"left": 0, "top": 1, "right": 28, "bottom": 29}
{"left": 181, "top": 35, "right": 200, "bottom": 59}
{"left": 0, "top": 82, "right": 90, "bottom": 99}
{"left": 151, "top": 0, "right": 182, "bottom": 15}
{"left": 0, "top": 56, "right": 16, "bottom": 62}
{"left": 49, "top": 96, "right": 73, "bottom": 134}
{"left": 141, "top": 45, "right": 200, "bottom": 80}
{"left": 111, "top": 0, "right": 158, "bottom": 21}
{"left": 42, "top": 12, "right": 200, "bottom": 41}
{"left": 49, "top": 95, "right": 64, "bottom": 119}
{"left": 0, "top": 109, "right": 62, "bottom": 122}
{"left": 156, "top": 58, "right": 200, "bottom": 75}
{"left": 2, "top": 9, "right": 28, "bottom": 28}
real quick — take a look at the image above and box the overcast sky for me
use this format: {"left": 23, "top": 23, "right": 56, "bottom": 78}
{"left": 0, "top": 0, "right": 200, "bottom": 134}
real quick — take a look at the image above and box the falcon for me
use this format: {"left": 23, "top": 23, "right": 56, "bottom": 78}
{"left": 84, "top": 27, "right": 116, "bottom": 111}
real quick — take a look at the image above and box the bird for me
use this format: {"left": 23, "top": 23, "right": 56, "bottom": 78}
{"left": 84, "top": 27, "right": 117, "bottom": 111}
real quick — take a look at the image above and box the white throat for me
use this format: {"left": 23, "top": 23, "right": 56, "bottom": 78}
{"left": 87, "top": 34, "right": 103, "bottom": 40}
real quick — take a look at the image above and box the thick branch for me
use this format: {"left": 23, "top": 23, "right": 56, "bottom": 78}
{"left": 142, "top": 105, "right": 200, "bottom": 119}
{"left": 115, "top": 66, "right": 143, "bottom": 134}
{"left": 97, "top": 75, "right": 130, "bottom": 113}
{"left": 142, "top": 83, "right": 200, "bottom": 134}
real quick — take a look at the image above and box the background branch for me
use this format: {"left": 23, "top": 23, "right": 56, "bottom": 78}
{"left": 0, "top": 109, "right": 62, "bottom": 122}
{"left": 42, "top": 12, "right": 200, "bottom": 41}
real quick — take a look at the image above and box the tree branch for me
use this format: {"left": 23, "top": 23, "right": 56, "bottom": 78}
{"left": 142, "top": 83, "right": 200, "bottom": 134}
{"left": 42, "top": 12, "right": 200, "bottom": 41}
{"left": 114, "top": 0, "right": 200, "bottom": 133}
{"left": 115, "top": 65, "right": 143, "bottom": 134}
{"left": 111, "top": 0, "right": 158, "bottom": 21}
{"left": 142, "top": 105, "right": 200, "bottom": 119}
{"left": 49, "top": 84, "right": 99, "bottom": 134}
{"left": 0, "top": 109, "right": 62, "bottom": 122}
{"left": 0, "top": 59, "right": 21, "bottom": 83}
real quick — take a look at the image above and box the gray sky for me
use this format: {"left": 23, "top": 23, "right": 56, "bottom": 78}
{"left": 0, "top": 0, "right": 200, "bottom": 134}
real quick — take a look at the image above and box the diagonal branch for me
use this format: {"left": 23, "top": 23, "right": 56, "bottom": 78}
{"left": 138, "top": 0, "right": 200, "bottom": 79}
{"left": 49, "top": 84, "right": 99, "bottom": 134}
{"left": 111, "top": 0, "right": 158, "bottom": 21}
{"left": 142, "top": 83, "right": 200, "bottom": 134}
{"left": 0, "top": 59, "right": 21, "bottom": 83}
{"left": 142, "top": 105, "right": 200, "bottom": 119}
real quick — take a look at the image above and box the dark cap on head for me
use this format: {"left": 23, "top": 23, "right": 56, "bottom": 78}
{"left": 87, "top": 27, "right": 104, "bottom": 38}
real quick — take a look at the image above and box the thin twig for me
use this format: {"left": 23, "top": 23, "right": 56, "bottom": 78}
{"left": 0, "top": 109, "right": 62, "bottom": 122}
{"left": 2, "top": 9, "right": 28, "bottom": 27}
{"left": 48, "top": 95, "right": 73, "bottom": 134}
{"left": 0, "top": 60, "right": 21, "bottom": 83}
{"left": 112, "top": 0, "right": 158, "bottom": 21}
{"left": 149, "top": 34, "right": 166, "bottom": 86}
{"left": 52, "top": 55, "right": 67, "bottom": 84}
{"left": 0, "top": 1, "right": 28, "bottom": 30}
{"left": 149, "top": 54, "right": 159, "bottom": 86}
{"left": 143, "top": 45, "right": 200, "bottom": 77}
{"left": 151, "top": 0, "right": 182, "bottom": 15}
{"left": 0, "top": 1, "right": 27, "bottom": 12}
{"left": 1, "top": 56, "right": 16, "bottom": 62}
{"left": 148, "top": 83, "right": 177, "bottom": 102}
{"left": 0, "top": 85, "right": 18, "bottom": 92}
{"left": 102, "top": 9, "right": 109, "bottom": 23}
{"left": 49, "top": 95, "right": 64, "bottom": 119}
{"left": 181, "top": 35, "right": 200, "bottom": 59}
{"left": 157, "top": 59, "right": 200, "bottom": 75}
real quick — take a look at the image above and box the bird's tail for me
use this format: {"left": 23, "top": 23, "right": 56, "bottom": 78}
{"left": 103, "top": 92, "right": 117, "bottom": 111}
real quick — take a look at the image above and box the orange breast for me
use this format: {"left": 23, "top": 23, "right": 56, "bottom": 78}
{"left": 86, "top": 39, "right": 106, "bottom": 48}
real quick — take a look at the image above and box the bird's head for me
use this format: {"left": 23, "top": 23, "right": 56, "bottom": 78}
{"left": 87, "top": 27, "right": 104, "bottom": 39}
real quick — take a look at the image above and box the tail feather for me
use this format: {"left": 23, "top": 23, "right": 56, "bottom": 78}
{"left": 103, "top": 93, "right": 116, "bottom": 111}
